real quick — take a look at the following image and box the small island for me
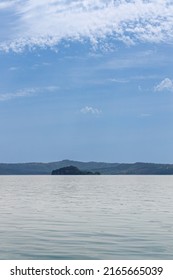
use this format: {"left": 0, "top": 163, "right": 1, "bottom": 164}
{"left": 51, "top": 165, "right": 100, "bottom": 175}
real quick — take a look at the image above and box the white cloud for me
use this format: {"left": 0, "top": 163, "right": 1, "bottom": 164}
{"left": 140, "top": 113, "right": 151, "bottom": 117}
{"left": 0, "top": 0, "right": 173, "bottom": 52}
{"left": 44, "top": 86, "right": 59, "bottom": 92}
{"left": 0, "top": 88, "right": 37, "bottom": 101}
{"left": 0, "top": 1, "right": 16, "bottom": 10}
{"left": 154, "top": 78, "right": 173, "bottom": 92}
{"left": 0, "top": 86, "right": 59, "bottom": 101}
{"left": 109, "top": 78, "right": 129, "bottom": 83}
{"left": 80, "top": 106, "right": 101, "bottom": 115}
{"left": 138, "top": 85, "right": 142, "bottom": 91}
{"left": 9, "top": 66, "right": 19, "bottom": 71}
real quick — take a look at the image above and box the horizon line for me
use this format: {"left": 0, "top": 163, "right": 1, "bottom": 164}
{"left": 0, "top": 160, "right": 173, "bottom": 165}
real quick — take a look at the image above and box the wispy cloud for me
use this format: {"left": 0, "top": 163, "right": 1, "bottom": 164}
{"left": 9, "top": 66, "right": 19, "bottom": 71}
{"left": 0, "top": 86, "right": 59, "bottom": 101}
{"left": 0, "top": 88, "right": 37, "bottom": 101}
{"left": 0, "top": 0, "right": 173, "bottom": 52}
{"left": 80, "top": 106, "right": 102, "bottom": 115}
{"left": 109, "top": 78, "right": 129, "bottom": 83}
{"left": 0, "top": 1, "right": 17, "bottom": 10}
{"left": 140, "top": 113, "right": 151, "bottom": 118}
{"left": 154, "top": 78, "right": 173, "bottom": 92}
{"left": 45, "top": 86, "right": 60, "bottom": 92}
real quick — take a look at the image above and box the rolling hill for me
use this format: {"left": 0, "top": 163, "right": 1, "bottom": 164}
{"left": 0, "top": 160, "right": 173, "bottom": 175}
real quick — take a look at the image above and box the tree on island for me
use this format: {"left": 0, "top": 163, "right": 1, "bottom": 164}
{"left": 51, "top": 165, "right": 100, "bottom": 175}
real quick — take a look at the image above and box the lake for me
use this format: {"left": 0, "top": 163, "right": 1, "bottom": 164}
{"left": 0, "top": 175, "right": 173, "bottom": 260}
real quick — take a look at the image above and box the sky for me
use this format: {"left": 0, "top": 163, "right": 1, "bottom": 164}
{"left": 0, "top": 0, "right": 173, "bottom": 163}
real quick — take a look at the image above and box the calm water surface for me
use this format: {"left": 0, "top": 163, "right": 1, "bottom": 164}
{"left": 0, "top": 175, "right": 173, "bottom": 259}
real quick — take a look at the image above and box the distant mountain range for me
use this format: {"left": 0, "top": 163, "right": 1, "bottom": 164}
{"left": 0, "top": 160, "right": 173, "bottom": 175}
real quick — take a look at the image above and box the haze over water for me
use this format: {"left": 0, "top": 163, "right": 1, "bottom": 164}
{"left": 0, "top": 175, "right": 173, "bottom": 260}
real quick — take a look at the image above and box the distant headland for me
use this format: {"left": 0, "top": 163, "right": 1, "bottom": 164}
{"left": 0, "top": 160, "right": 173, "bottom": 175}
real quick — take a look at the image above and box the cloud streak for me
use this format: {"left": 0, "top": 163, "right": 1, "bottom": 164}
{"left": 0, "top": 86, "right": 59, "bottom": 101}
{"left": 0, "top": 1, "right": 16, "bottom": 10}
{"left": 0, "top": 0, "right": 173, "bottom": 52}
{"left": 0, "top": 88, "right": 37, "bottom": 101}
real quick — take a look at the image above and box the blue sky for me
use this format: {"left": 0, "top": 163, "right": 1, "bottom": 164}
{"left": 0, "top": 0, "right": 173, "bottom": 163}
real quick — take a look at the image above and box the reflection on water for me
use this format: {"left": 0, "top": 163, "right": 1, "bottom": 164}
{"left": 0, "top": 175, "right": 173, "bottom": 259}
